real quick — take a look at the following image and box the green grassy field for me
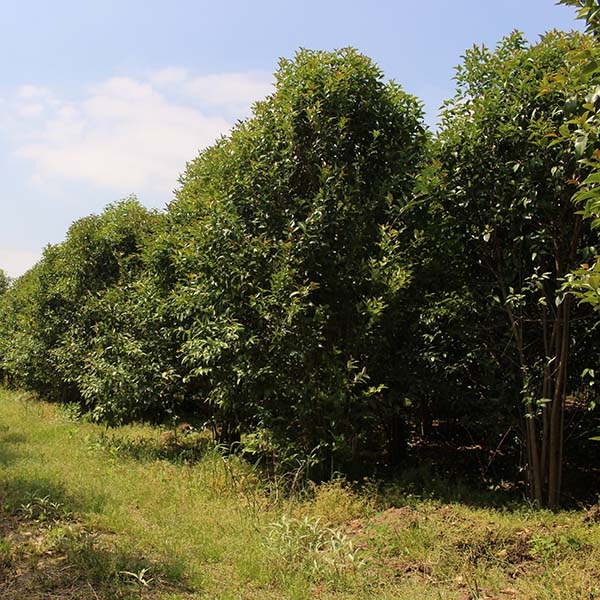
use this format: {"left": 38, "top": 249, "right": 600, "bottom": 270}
{"left": 1, "top": 388, "right": 599, "bottom": 599}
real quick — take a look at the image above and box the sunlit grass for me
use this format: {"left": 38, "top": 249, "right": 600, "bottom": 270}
{"left": 1, "top": 388, "right": 600, "bottom": 599}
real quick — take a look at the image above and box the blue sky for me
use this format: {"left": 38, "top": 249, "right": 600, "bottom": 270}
{"left": 0, "top": 0, "right": 582, "bottom": 277}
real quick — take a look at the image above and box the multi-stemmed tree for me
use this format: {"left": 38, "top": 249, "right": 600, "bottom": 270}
{"left": 431, "top": 30, "right": 600, "bottom": 507}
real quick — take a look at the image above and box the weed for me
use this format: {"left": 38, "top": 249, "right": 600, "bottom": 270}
{"left": 119, "top": 566, "right": 154, "bottom": 587}
{"left": 86, "top": 428, "right": 214, "bottom": 464}
{"left": 18, "top": 495, "right": 72, "bottom": 523}
{"left": 57, "top": 528, "right": 161, "bottom": 591}
{"left": 53, "top": 402, "right": 82, "bottom": 423}
{"left": 300, "top": 479, "right": 373, "bottom": 527}
{"left": 529, "top": 533, "right": 583, "bottom": 563}
{"left": 240, "top": 430, "right": 323, "bottom": 497}
{"left": 0, "top": 539, "right": 13, "bottom": 568}
{"left": 264, "top": 515, "right": 364, "bottom": 583}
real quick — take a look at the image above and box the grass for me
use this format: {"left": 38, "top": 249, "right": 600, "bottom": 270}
{"left": 1, "top": 388, "right": 600, "bottom": 598}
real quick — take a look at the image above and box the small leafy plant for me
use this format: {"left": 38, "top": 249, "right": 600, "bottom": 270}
{"left": 18, "top": 495, "right": 72, "bottom": 523}
{"left": 529, "top": 533, "right": 583, "bottom": 563}
{"left": 264, "top": 515, "right": 364, "bottom": 582}
{"left": 119, "top": 566, "right": 154, "bottom": 587}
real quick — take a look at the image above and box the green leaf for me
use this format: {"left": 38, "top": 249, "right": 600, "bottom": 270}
{"left": 575, "top": 134, "right": 588, "bottom": 158}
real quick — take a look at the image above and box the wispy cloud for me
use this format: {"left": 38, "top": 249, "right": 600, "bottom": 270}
{"left": 4, "top": 70, "right": 273, "bottom": 202}
{"left": 150, "top": 68, "right": 274, "bottom": 116}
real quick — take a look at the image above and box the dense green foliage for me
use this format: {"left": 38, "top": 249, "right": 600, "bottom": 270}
{"left": 430, "top": 30, "right": 600, "bottom": 507}
{"left": 157, "top": 48, "right": 426, "bottom": 470}
{"left": 2, "top": 21, "right": 600, "bottom": 505}
{"left": 0, "top": 198, "right": 167, "bottom": 420}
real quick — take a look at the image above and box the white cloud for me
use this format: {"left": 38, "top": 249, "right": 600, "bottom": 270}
{"left": 149, "top": 67, "right": 189, "bottom": 87}
{"left": 5, "top": 69, "right": 274, "bottom": 202}
{"left": 15, "top": 103, "right": 45, "bottom": 118}
{"left": 16, "top": 84, "right": 55, "bottom": 100}
{"left": 149, "top": 68, "right": 274, "bottom": 113}
{"left": 0, "top": 248, "right": 42, "bottom": 279}
{"left": 183, "top": 72, "right": 274, "bottom": 114}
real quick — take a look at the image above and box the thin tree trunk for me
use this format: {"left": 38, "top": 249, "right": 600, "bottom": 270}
{"left": 540, "top": 305, "right": 552, "bottom": 494}
{"left": 545, "top": 212, "right": 582, "bottom": 508}
{"left": 525, "top": 395, "right": 543, "bottom": 504}
{"left": 503, "top": 296, "right": 543, "bottom": 504}
{"left": 547, "top": 295, "right": 571, "bottom": 509}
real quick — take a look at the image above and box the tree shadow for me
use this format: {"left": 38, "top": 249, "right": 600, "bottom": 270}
{"left": 1, "top": 476, "right": 92, "bottom": 513}
{"left": 0, "top": 493, "right": 191, "bottom": 600}
{"left": 92, "top": 429, "right": 217, "bottom": 465}
{"left": 0, "top": 427, "right": 28, "bottom": 466}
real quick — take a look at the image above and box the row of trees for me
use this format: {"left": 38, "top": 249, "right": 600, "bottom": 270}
{"left": 2, "top": 15, "right": 600, "bottom": 506}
